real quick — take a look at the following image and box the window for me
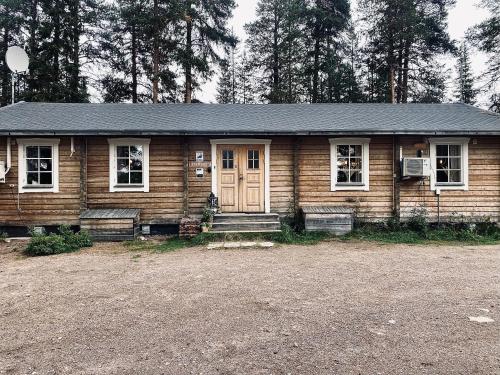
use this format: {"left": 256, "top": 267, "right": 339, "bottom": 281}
{"left": 329, "top": 138, "right": 370, "bottom": 191}
{"left": 17, "top": 138, "right": 60, "bottom": 193}
{"left": 429, "top": 138, "right": 469, "bottom": 191}
{"left": 247, "top": 149, "right": 260, "bottom": 169}
{"left": 222, "top": 150, "right": 234, "bottom": 169}
{"left": 108, "top": 138, "right": 150, "bottom": 192}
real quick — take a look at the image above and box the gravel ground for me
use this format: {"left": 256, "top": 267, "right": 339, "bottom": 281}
{"left": 0, "top": 240, "right": 499, "bottom": 375}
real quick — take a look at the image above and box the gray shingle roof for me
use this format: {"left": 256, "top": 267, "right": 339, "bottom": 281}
{"left": 0, "top": 102, "right": 499, "bottom": 135}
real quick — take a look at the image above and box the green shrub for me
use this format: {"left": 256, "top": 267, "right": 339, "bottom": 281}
{"left": 24, "top": 225, "right": 93, "bottom": 256}
{"left": 25, "top": 233, "right": 69, "bottom": 256}
{"left": 407, "top": 206, "right": 428, "bottom": 233}
{"left": 59, "top": 225, "right": 93, "bottom": 250}
{"left": 0, "top": 232, "right": 7, "bottom": 242}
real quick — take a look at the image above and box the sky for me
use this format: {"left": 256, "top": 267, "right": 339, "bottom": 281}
{"left": 196, "top": 0, "right": 492, "bottom": 104}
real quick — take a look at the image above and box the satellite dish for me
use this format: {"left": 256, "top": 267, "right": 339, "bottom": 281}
{"left": 6, "top": 46, "right": 29, "bottom": 73}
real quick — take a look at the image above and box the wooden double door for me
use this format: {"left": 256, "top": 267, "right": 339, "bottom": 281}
{"left": 217, "top": 144, "right": 265, "bottom": 213}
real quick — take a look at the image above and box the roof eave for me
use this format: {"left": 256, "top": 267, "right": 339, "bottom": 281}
{"left": 1, "top": 130, "right": 499, "bottom": 136}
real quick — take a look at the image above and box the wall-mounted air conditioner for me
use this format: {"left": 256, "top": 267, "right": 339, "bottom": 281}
{"left": 0, "top": 161, "right": 5, "bottom": 183}
{"left": 402, "top": 158, "right": 431, "bottom": 177}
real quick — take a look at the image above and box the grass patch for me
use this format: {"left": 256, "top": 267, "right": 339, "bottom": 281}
{"left": 344, "top": 226, "right": 500, "bottom": 245}
{"left": 124, "top": 220, "right": 499, "bottom": 253}
{"left": 124, "top": 225, "right": 330, "bottom": 253}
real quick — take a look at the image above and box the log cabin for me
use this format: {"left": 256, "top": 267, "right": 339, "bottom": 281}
{"left": 0, "top": 102, "right": 499, "bottom": 236}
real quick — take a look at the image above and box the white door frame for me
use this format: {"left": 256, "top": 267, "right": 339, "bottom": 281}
{"left": 210, "top": 139, "right": 272, "bottom": 213}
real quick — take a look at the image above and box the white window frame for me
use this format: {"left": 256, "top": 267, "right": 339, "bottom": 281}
{"left": 17, "top": 138, "right": 60, "bottom": 193}
{"left": 329, "top": 138, "right": 370, "bottom": 192}
{"left": 428, "top": 137, "right": 469, "bottom": 191}
{"left": 108, "top": 138, "right": 150, "bottom": 192}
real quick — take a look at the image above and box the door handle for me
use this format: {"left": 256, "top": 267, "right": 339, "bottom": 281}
{"left": 239, "top": 175, "right": 243, "bottom": 180}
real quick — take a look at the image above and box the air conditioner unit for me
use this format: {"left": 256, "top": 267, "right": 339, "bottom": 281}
{"left": 0, "top": 161, "right": 5, "bottom": 183}
{"left": 402, "top": 157, "right": 431, "bottom": 177}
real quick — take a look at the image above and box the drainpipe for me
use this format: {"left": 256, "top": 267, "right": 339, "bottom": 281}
{"left": 5, "top": 137, "right": 11, "bottom": 174}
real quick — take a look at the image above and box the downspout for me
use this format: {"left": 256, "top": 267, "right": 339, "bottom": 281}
{"left": 70, "top": 136, "right": 75, "bottom": 157}
{"left": 6, "top": 136, "right": 11, "bottom": 174}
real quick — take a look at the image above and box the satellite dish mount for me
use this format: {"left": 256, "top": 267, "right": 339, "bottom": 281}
{"left": 5, "top": 46, "right": 30, "bottom": 104}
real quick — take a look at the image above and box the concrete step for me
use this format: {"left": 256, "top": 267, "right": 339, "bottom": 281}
{"left": 214, "top": 213, "right": 279, "bottom": 223}
{"left": 209, "top": 229, "right": 282, "bottom": 234}
{"left": 211, "top": 221, "right": 281, "bottom": 232}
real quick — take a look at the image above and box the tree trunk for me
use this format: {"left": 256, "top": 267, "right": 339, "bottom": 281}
{"left": 184, "top": 1, "right": 193, "bottom": 104}
{"left": 69, "top": 0, "right": 80, "bottom": 102}
{"left": 312, "top": 34, "right": 320, "bottom": 103}
{"left": 152, "top": 0, "right": 159, "bottom": 103}
{"left": 1, "top": 22, "right": 10, "bottom": 106}
{"left": 396, "top": 44, "right": 403, "bottom": 103}
{"left": 271, "top": 5, "right": 279, "bottom": 103}
{"left": 402, "top": 40, "right": 410, "bottom": 103}
{"left": 131, "top": 24, "right": 138, "bottom": 103}
{"left": 52, "top": 1, "right": 61, "bottom": 100}
{"left": 27, "top": 0, "right": 38, "bottom": 100}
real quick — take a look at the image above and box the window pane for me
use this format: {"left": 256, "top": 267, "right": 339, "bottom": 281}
{"left": 449, "top": 170, "right": 461, "bottom": 183}
{"left": 253, "top": 159, "right": 259, "bottom": 169}
{"left": 437, "top": 170, "right": 448, "bottom": 183}
{"left": 27, "top": 172, "right": 39, "bottom": 185}
{"left": 337, "top": 145, "right": 349, "bottom": 157}
{"left": 436, "top": 145, "right": 448, "bottom": 156}
{"left": 449, "top": 145, "right": 461, "bottom": 156}
{"left": 117, "top": 159, "right": 129, "bottom": 173}
{"left": 130, "top": 145, "right": 143, "bottom": 159}
{"left": 350, "top": 145, "right": 362, "bottom": 157}
{"left": 40, "top": 159, "right": 52, "bottom": 171}
{"left": 117, "top": 146, "right": 129, "bottom": 158}
{"left": 27, "top": 159, "right": 38, "bottom": 171}
{"left": 26, "top": 146, "right": 38, "bottom": 158}
{"left": 39, "top": 147, "right": 52, "bottom": 158}
{"left": 337, "top": 158, "right": 348, "bottom": 170}
{"left": 350, "top": 171, "right": 362, "bottom": 183}
{"left": 130, "top": 159, "right": 142, "bottom": 171}
{"left": 117, "top": 171, "right": 129, "bottom": 184}
{"left": 39, "top": 172, "right": 52, "bottom": 185}
{"left": 350, "top": 157, "right": 362, "bottom": 170}
{"left": 437, "top": 158, "right": 448, "bottom": 169}
{"left": 130, "top": 172, "right": 143, "bottom": 184}
{"left": 337, "top": 171, "right": 348, "bottom": 183}
{"left": 449, "top": 157, "right": 461, "bottom": 169}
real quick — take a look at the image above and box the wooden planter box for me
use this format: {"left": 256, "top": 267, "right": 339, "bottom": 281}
{"left": 80, "top": 209, "right": 141, "bottom": 241}
{"left": 302, "top": 206, "right": 354, "bottom": 235}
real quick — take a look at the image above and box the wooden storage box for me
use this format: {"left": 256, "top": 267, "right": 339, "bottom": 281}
{"left": 80, "top": 209, "right": 141, "bottom": 241}
{"left": 302, "top": 206, "right": 354, "bottom": 235}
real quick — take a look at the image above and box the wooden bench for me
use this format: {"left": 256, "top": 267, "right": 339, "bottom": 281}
{"left": 80, "top": 209, "right": 141, "bottom": 241}
{"left": 302, "top": 206, "right": 354, "bottom": 235}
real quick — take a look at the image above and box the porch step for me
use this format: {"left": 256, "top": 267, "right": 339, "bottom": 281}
{"left": 211, "top": 213, "right": 281, "bottom": 233}
{"left": 213, "top": 213, "right": 279, "bottom": 223}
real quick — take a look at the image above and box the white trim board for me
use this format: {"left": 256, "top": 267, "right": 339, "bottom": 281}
{"left": 329, "top": 138, "right": 371, "bottom": 192}
{"left": 108, "top": 138, "right": 151, "bottom": 193}
{"left": 17, "top": 138, "right": 60, "bottom": 193}
{"left": 210, "top": 139, "right": 272, "bottom": 213}
{"left": 428, "top": 137, "right": 469, "bottom": 191}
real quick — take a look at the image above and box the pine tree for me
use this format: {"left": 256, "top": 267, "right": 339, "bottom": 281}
{"left": 305, "top": 0, "right": 351, "bottom": 103}
{"left": 455, "top": 42, "right": 477, "bottom": 104}
{"left": 216, "top": 58, "right": 233, "bottom": 103}
{"left": 245, "top": 0, "right": 307, "bottom": 103}
{"left": 177, "top": 0, "right": 237, "bottom": 103}
{"left": 469, "top": 0, "right": 499, "bottom": 112}
{"left": 358, "top": 0, "right": 455, "bottom": 103}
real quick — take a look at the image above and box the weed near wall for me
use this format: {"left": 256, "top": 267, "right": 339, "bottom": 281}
{"left": 24, "top": 225, "right": 93, "bottom": 256}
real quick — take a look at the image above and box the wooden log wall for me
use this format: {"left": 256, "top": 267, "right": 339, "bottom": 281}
{"left": 400, "top": 136, "right": 500, "bottom": 222}
{"left": 0, "top": 137, "right": 81, "bottom": 226}
{"left": 298, "top": 136, "right": 394, "bottom": 221}
{"left": 0, "top": 135, "right": 498, "bottom": 227}
{"left": 86, "top": 136, "right": 184, "bottom": 224}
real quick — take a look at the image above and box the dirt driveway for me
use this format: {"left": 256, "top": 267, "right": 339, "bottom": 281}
{"left": 0, "top": 240, "right": 499, "bottom": 375}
